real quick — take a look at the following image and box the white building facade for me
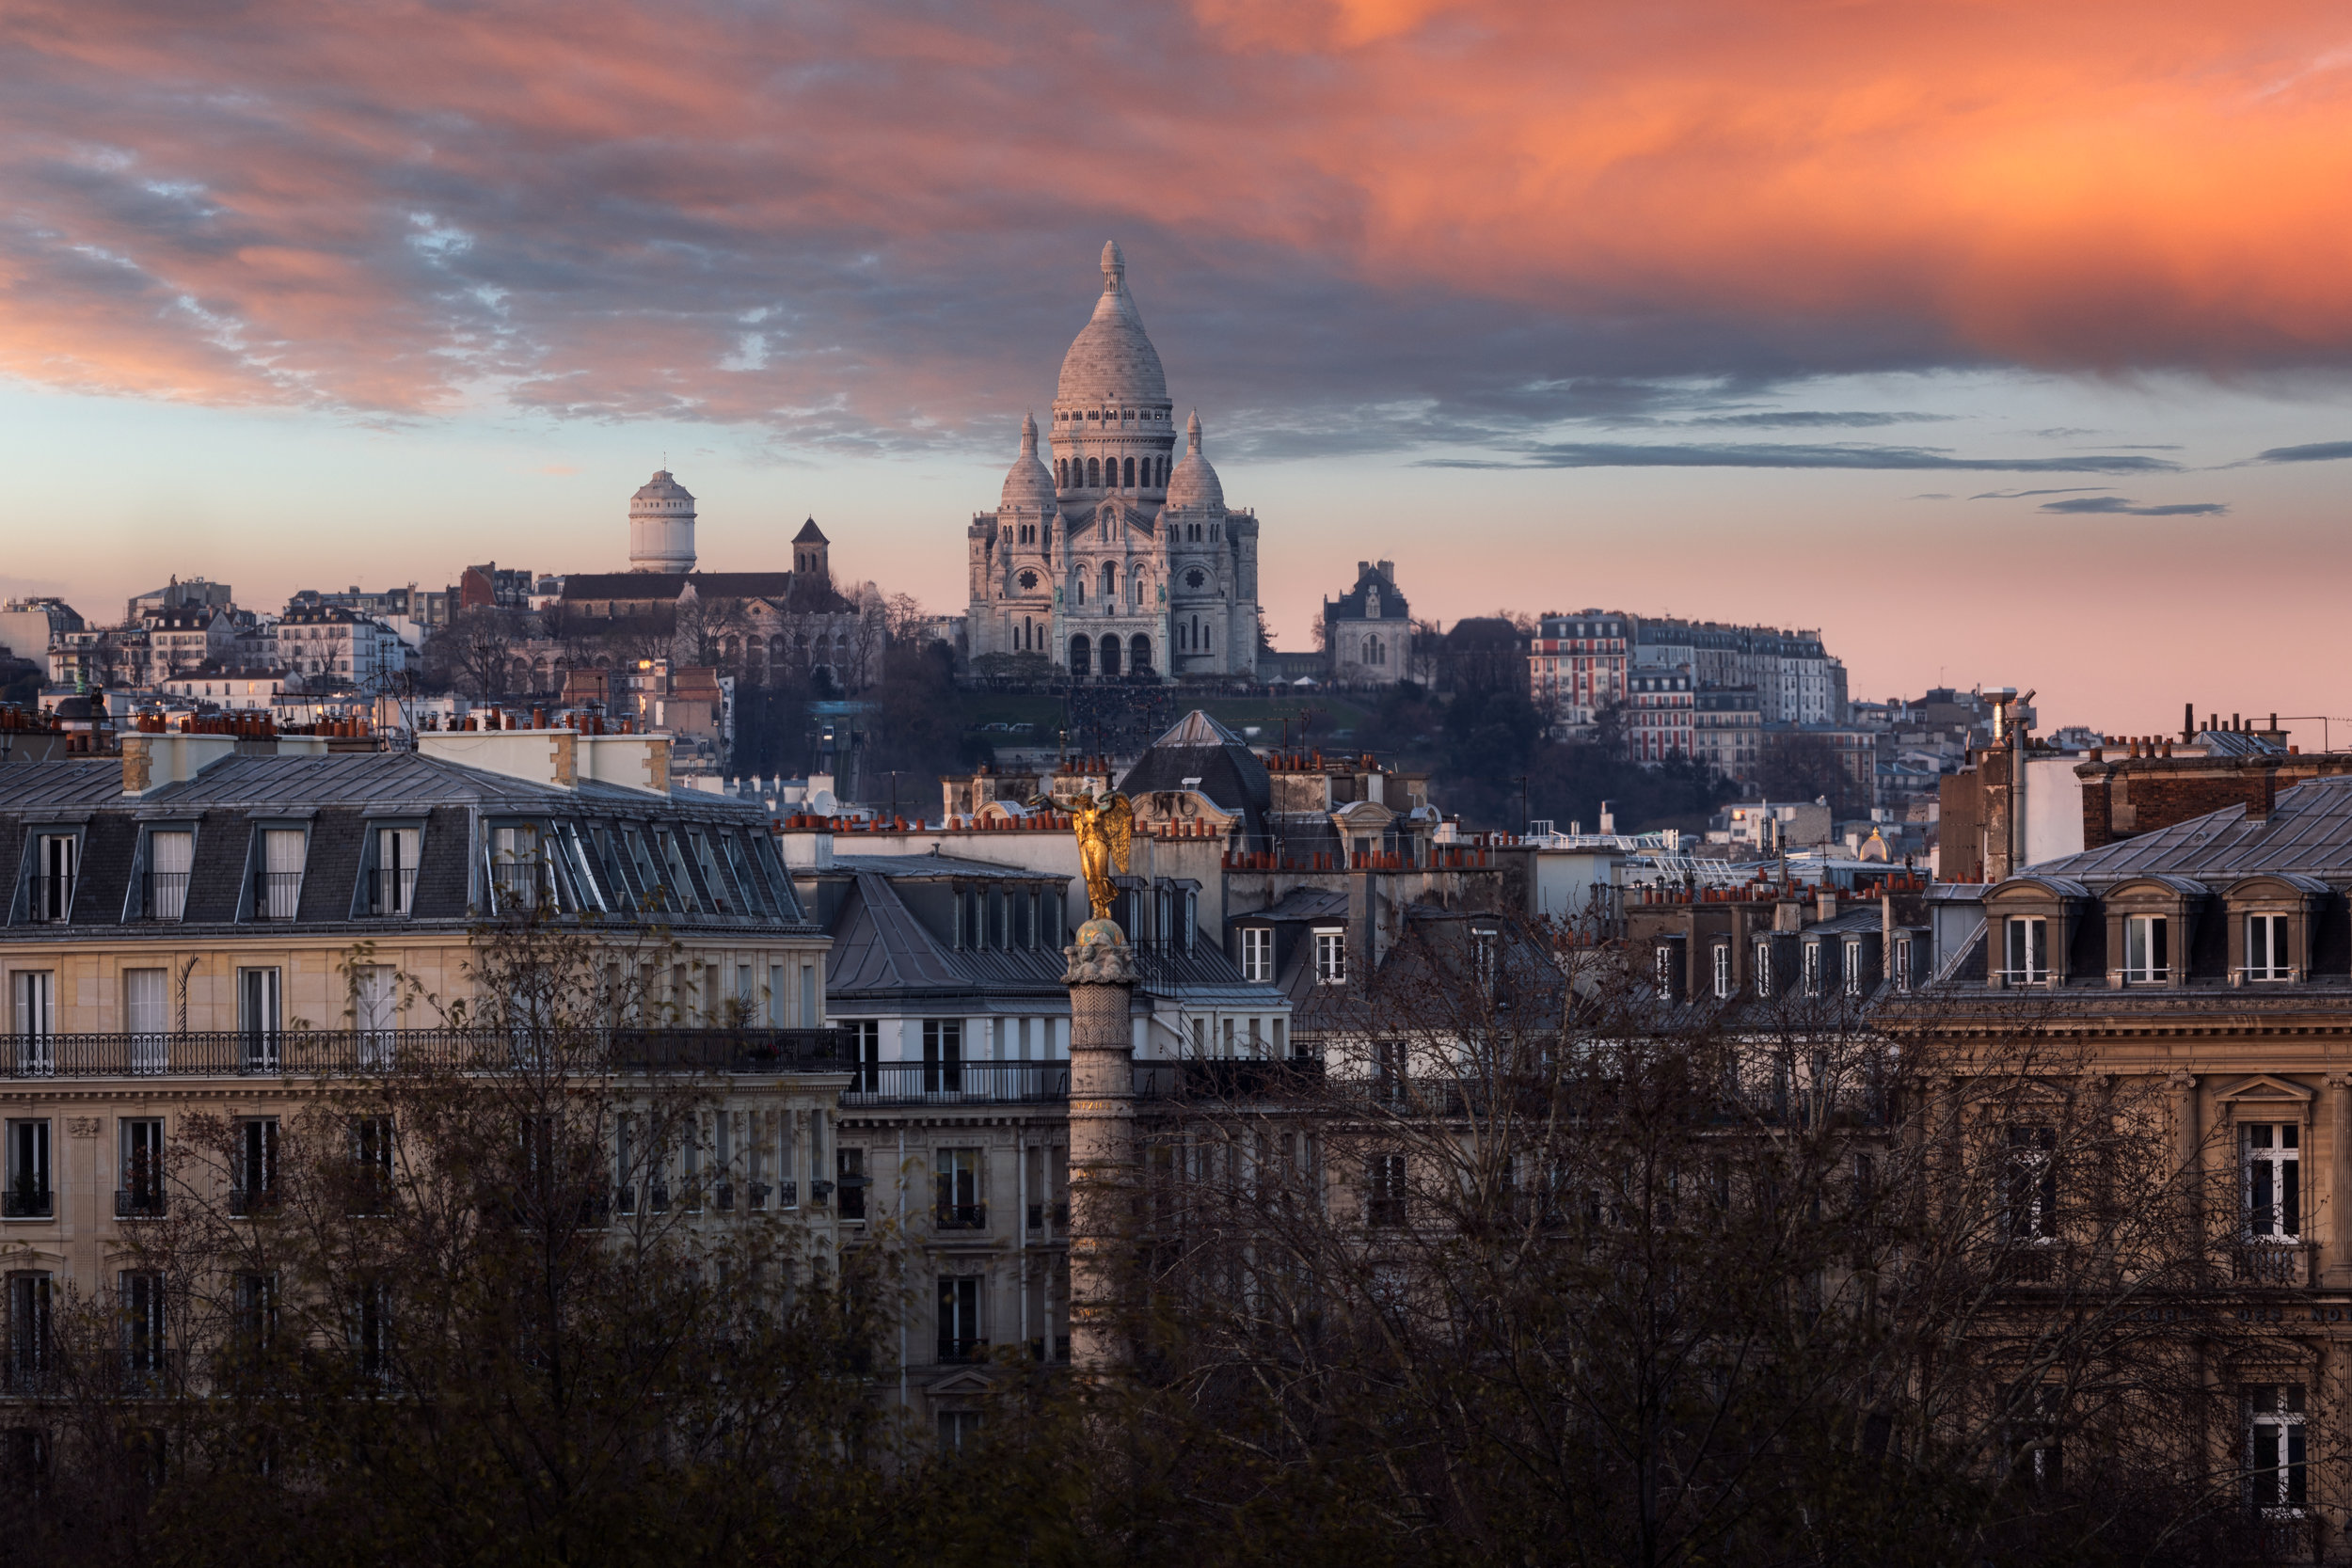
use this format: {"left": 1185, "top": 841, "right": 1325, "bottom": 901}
{"left": 966, "top": 243, "right": 1262, "bottom": 680}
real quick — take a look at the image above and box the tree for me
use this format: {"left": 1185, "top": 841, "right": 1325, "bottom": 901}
{"left": 0, "top": 915, "right": 922, "bottom": 1562}
{"left": 424, "top": 606, "right": 525, "bottom": 699}
{"left": 1760, "top": 730, "right": 1861, "bottom": 814}
{"left": 1073, "top": 929, "right": 2307, "bottom": 1566}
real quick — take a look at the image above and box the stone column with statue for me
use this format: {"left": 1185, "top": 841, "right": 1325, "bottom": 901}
{"left": 1051, "top": 788, "right": 1139, "bottom": 1371}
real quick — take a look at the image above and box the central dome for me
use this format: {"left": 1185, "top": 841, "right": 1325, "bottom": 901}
{"left": 1056, "top": 241, "right": 1168, "bottom": 407}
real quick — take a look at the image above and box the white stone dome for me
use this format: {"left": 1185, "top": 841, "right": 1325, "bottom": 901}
{"left": 999, "top": 413, "right": 1057, "bottom": 513}
{"left": 1165, "top": 410, "right": 1223, "bottom": 512}
{"left": 1056, "top": 241, "right": 1168, "bottom": 408}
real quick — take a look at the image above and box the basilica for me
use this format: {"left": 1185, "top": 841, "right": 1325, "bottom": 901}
{"left": 966, "top": 243, "right": 1263, "bottom": 680}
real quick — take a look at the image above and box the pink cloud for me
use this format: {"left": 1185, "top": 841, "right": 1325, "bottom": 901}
{"left": 0, "top": 0, "right": 2346, "bottom": 437}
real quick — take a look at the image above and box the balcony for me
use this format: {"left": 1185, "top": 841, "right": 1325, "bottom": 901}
{"left": 250, "top": 871, "right": 303, "bottom": 921}
{"left": 25, "top": 874, "right": 74, "bottom": 924}
{"left": 936, "top": 1338, "right": 990, "bottom": 1365}
{"left": 0, "top": 1026, "right": 854, "bottom": 1080}
{"left": 2232, "top": 1242, "right": 2314, "bottom": 1287}
{"left": 936, "top": 1203, "right": 989, "bottom": 1231}
{"left": 115, "top": 1189, "right": 167, "bottom": 1221}
{"left": 840, "top": 1061, "right": 1071, "bottom": 1108}
{"left": 2, "top": 1185, "right": 53, "bottom": 1219}
{"left": 142, "top": 871, "right": 189, "bottom": 922}
{"left": 228, "top": 1186, "right": 280, "bottom": 1218}
{"left": 368, "top": 866, "right": 418, "bottom": 918}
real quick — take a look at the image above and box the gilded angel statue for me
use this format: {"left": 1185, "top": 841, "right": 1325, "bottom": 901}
{"left": 1033, "top": 789, "right": 1133, "bottom": 925}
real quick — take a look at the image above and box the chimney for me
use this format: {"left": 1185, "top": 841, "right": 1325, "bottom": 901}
{"left": 2248, "top": 768, "right": 2277, "bottom": 825}
{"left": 1816, "top": 888, "right": 1839, "bottom": 923}
{"left": 2183, "top": 701, "right": 2195, "bottom": 746}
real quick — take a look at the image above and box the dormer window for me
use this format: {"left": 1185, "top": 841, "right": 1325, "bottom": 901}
{"left": 1753, "top": 939, "right": 1772, "bottom": 997}
{"left": 2005, "top": 917, "right": 2049, "bottom": 984}
{"left": 2123, "top": 914, "right": 2169, "bottom": 985}
{"left": 2249, "top": 914, "right": 2291, "bottom": 982}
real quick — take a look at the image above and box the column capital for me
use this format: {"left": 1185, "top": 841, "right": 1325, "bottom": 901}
{"left": 2166, "top": 1070, "right": 2198, "bottom": 1091}
{"left": 2328, "top": 1073, "right": 2352, "bottom": 1090}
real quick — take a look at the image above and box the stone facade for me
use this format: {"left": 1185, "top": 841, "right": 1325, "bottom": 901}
{"left": 1322, "top": 561, "right": 1409, "bottom": 688}
{"left": 965, "top": 244, "right": 1262, "bottom": 681}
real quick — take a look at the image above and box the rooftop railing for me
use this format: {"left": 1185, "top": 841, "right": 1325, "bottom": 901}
{"left": 0, "top": 1026, "right": 854, "bottom": 1080}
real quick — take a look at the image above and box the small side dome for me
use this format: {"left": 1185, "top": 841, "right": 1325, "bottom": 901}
{"left": 1165, "top": 410, "right": 1223, "bottom": 512}
{"left": 999, "top": 413, "right": 1057, "bottom": 513}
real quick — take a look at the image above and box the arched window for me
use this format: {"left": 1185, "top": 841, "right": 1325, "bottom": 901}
{"left": 1130, "top": 634, "right": 1152, "bottom": 673}
{"left": 1122, "top": 456, "right": 1135, "bottom": 487}
{"left": 1364, "top": 634, "right": 1381, "bottom": 666}
{"left": 1069, "top": 635, "right": 1090, "bottom": 675}
{"left": 1130, "top": 571, "right": 1147, "bottom": 607}
{"left": 1087, "top": 457, "right": 1100, "bottom": 487}
{"left": 1073, "top": 574, "right": 1085, "bottom": 605}
{"left": 1100, "top": 562, "right": 1117, "bottom": 597}
{"left": 1099, "top": 638, "right": 1120, "bottom": 676}
{"left": 1056, "top": 459, "right": 1067, "bottom": 487}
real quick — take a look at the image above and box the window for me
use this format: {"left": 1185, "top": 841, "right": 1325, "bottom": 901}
{"left": 2008, "top": 1383, "right": 2063, "bottom": 1492}
{"left": 120, "top": 1118, "right": 166, "bottom": 1219}
{"left": 851, "top": 1020, "right": 880, "bottom": 1093}
{"left": 2005, "top": 916, "right": 2049, "bottom": 983}
{"left": 491, "top": 825, "right": 540, "bottom": 912}
{"left": 146, "top": 830, "right": 191, "bottom": 920}
{"left": 120, "top": 1271, "right": 166, "bottom": 1383}
{"left": 123, "top": 968, "right": 168, "bottom": 1070}
{"left": 234, "top": 1272, "right": 278, "bottom": 1358}
{"left": 254, "top": 828, "right": 305, "bottom": 920}
{"left": 1241, "top": 927, "right": 1273, "bottom": 983}
{"left": 1314, "top": 929, "right": 1346, "bottom": 986}
{"left": 1655, "top": 944, "right": 1675, "bottom": 1001}
{"left": 8, "top": 1273, "right": 51, "bottom": 1388}
{"left": 31, "top": 832, "right": 73, "bottom": 922}
{"left": 1843, "top": 940, "right": 1865, "bottom": 997}
{"left": 1804, "top": 942, "right": 1822, "bottom": 996}
{"left": 923, "top": 1020, "right": 963, "bottom": 1093}
{"left": 937, "top": 1275, "right": 982, "bottom": 1362}
{"left": 1893, "top": 937, "right": 1913, "bottom": 993}
{"left": 2124, "top": 913, "right": 2169, "bottom": 984}
{"left": 2249, "top": 913, "right": 2291, "bottom": 981}
{"left": 936, "top": 1148, "right": 983, "bottom": 1228}
{"left": 1753, "top": 941, "right": 1772, "bottom": 998}
{"left": 239, "top": 968, "right": 281, "bottom": 1071}
{"left": 9, "top": 972, "right": 53, "bottom": 1076}
{"left": 1476, "top": 929, "right": 1501, "bottom": 994}
{"left": 233, "top": 1119, "right": 278, "bottom": 1216}
{"left": 2247, "top": 1385, "right": 2307, "bottom": 1513}
{"left": 837, "top": 1147, "right": 867, "bottom": 1222}
{"left": 939, "top": 1409, "right": 983, "bottom": 1452}
{"left": 2003, "top": 1126, "right": 2057, "bottom": 1243}
{"left": 5, "top": 1121, "right": 51, "bottom": 1219}
{"left": 1367, "top": 1153, "right": 1407, "bottom": 1227}
{"left": 1711, "top": 943, "right": 1731, "bottom": 999}
{"left": 373, "top": 826, "right": 419, "bottom": 916}
{"left": 2246, "top": 1123, "right": 2300, "bottom": 1241}
{"left": 354, "top": 1280, "right": 392, "bottom": 1384}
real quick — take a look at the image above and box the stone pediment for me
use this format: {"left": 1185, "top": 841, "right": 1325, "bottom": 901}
{"left": 2215, "top": 1073, "right": 2315, "bottom": 1106}
{"left": 929, "top": 1368, "right": 998, "bottom": 1397}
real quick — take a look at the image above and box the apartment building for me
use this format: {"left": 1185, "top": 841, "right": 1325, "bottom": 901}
{"left": 274, "top": 606, "right": 409, "bottom": 689}
{"left": 1627, "top": 669, "right": 1694, "bottom": 763}
{"left": 1527, "top": 609, "right": 1630, "bottom": 735}
{"left": 0, "top": 729, "right": 844, "bottom": 1340}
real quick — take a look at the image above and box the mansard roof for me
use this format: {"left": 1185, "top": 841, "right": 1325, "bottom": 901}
{"left": 2025, "top": 776, "right": 2352, "bottom": 885}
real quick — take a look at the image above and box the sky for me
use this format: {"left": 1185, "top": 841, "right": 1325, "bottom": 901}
{"left": 3, "top": 0, "right": 2350, "bottom": 737}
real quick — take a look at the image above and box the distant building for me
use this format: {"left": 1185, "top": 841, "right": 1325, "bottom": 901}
{"left": 1692, "top": 687, "right": 1762, "bottom": 780}
{"left": 275, "top": 606, "right": 409, "bottom": 689}
{"left": 1627, "top": 669, "right": 1694, "bottom": 763}
{"left": 124, "top": 576, "right": 232, "bottom": 626}
{"left": 1321, "top": 561, "right": 1409, "bottom": 688}
{"left": 1633, "top": 618, "right": 1846, "bottom": 725}
{"left": 962, "top": 244, "right": 1263, "bottom": 681}
{"left": 288, "top": 583, "right": 455, "bottom": 627}
{"left": 1527, "top": 609, "right": 1630, "bottom": 735}
{"left": 459, "top": 562, "right": 537, "bottom": 611}
{"left": 0, "top": 598, "right": 81, "bottom": 665}
{"left": 140, "top": 606, "right": 234, "bottom": 683}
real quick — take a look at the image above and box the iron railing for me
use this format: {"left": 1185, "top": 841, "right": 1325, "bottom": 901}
{"left": 2, "top": 1186, "right": 54, "bottom": 1219}
{"left": 142, "top": 871, "right": 189, "bottom": 922}
{"left": 839, "top": 1062, "right": 1070, "bottom": 1107}
{"left": 27, "top": 874, "right": 73, "bottom": 923}
{"left": 115, "top": 1188, "right": 167, "bottom": 1220}
{"left": 251, "top": 872, "right": 303, "bottom": 921}
{"left": 369, "top": 866, "right": 419, "bottom": 917}
{"left": 935, "top": 1203, "right": 988, "bottom": 1230}
{"left": 0, "top": 1026, "right": 854, "bottom": 1080}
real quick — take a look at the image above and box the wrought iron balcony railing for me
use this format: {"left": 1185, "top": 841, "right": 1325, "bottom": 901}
{"left": 0, "top": 1026, "right": 854, "bottom": 1080}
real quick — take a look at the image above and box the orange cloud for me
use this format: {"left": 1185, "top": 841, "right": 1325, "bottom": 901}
{"left": 0, "top": 0, "right": 2345, "bottom": 429}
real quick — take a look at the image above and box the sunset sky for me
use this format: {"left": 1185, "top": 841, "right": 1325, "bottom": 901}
{"left": 4, "top": 0, "right": 2349, "bottom": 736}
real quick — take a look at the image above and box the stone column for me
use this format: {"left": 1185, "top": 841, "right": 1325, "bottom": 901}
{"left": 2328, "top": 1075, "right": 2352, "bottom": 1287}
{"left": 2169, "top": 1071, "right": 2202, "bottom": 1274}
{"left": 1064, "top": 926, "right": 1139, "bottom": 1373}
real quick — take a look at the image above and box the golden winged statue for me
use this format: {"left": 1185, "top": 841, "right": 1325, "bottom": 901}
{"left": 1034, "top": 789, "right": 1134, "bottom": 925}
